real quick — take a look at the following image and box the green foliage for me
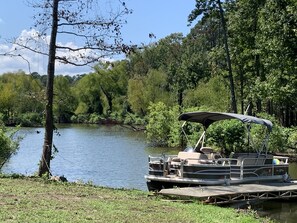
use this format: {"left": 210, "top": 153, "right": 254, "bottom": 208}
{"left": 127, "top": 69, "right": 175, "bottom": 116}
{"left": 127, "top": 78, "right": 146, "bottom": 115}
{"left": 15, "top": 112, "right": 43, "bottom": 127}
{"left": 286, "top": 127, "right": 297, "bottom": 152}
{"left": 0, "top": 0, "right": 296, "bottom": 153}
{"left": 206, "top": 113, "right": 296, "bottom": 154}
{"left": 70, "top": 114, "right": 90, "bottom": 124}
{"left": 0, "top": 72, "right": 44, "bottom": 125}
{"left": 0, "top": 125, "right": 21, "bottom": 169}
{"left": 207, "top": 120, "right": 245, "bottom": 154}
{"left": 146, "top": 102, "right": 180, "bottom": 147}
{"left": 252, "top": 113, "right": 292, "bottom": 153}
{"left": 54, "top": 76, "right": 77, "bottom": 123}
{"left": 184, "top": 76, "right": 229, "bottom": 111}
{"left": 73, "top": 73, "right": 103, "bottom": 115}
{"left": 123, "top": 113, "right": 145, "bottom": 125}
{"left": 93, "top": 61, "right": 129, "bottom": 114}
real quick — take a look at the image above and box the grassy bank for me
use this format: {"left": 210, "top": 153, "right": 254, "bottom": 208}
{"left": 0, "top": 176, "right": 270, "bottom": 223}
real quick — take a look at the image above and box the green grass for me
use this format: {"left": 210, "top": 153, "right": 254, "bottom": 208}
{"left": 0, "top": 176, "right": 270, "bottom": 223}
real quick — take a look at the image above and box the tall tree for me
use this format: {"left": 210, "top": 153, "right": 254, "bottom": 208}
{"left": 228, "top": 0, "right": 265, "bottom": 114}
{"left": 256, "top": 0, "right": 297, "bottom": 126}
{"left": 74, "top": 73, "right": 104, "bottom": 115}
{"left": 189, "top": 0, "right": 237, "bottom": 113}
{"left": 93, "top": 61, "right": 129, "bottom": 114}
{"left": 13, "top": 0, "right": 131, "bottom": 176}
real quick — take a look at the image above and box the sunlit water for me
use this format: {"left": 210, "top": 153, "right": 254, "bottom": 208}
{"left": 2, "top": 124, "right": 297, "bottom": 222}
{"left": 2, "top": 124, "right": 160, "bottom": 191}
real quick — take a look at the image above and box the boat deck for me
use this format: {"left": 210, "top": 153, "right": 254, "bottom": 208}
{"left": 159, "top": 181, "right": 297, "bottom": 204}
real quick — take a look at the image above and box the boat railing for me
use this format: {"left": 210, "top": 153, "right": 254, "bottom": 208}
{"left": 215, "top": 158, "right": 237, "bottom": 166}
{"left": 148, "top": 154, "right": 289, "bottom": 179}
{"left": 148, "top": 155, "right": 177, "bottom": 163}
{"left": 236, "top": 156, "right": 289, "bottom": 179}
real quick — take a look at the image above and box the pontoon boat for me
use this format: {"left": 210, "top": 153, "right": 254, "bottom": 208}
{"left": 145, "top": 112, "right": 290, "bottom": 191}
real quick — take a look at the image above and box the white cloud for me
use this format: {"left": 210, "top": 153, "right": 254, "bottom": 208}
{"left": 0, "top": 29, "right": 100, "bottom": 76}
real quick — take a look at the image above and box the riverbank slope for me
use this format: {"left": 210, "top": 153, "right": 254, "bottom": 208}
{"left": 0, "top": 176, "right": 270, "bottom": 223}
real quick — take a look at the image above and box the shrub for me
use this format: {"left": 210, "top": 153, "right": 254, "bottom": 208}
{"left": 15, "top": 112, "right": 43, "bottom": 127}
{"left": 146, "top": 102, "right": 180, "bottom": 147}
{"left": 0, "top": 126, "right": 20, "bottom": 169}
{"left": 123, "top": 113, "right": 146, "bottom": 125}
{"left": 207, "top": 120, "right": 245, "bottom": 155}
{"left": 70, "top": 114, "right": 89, "bottom": 123}
{"left": 206, "top": 113, "right": 293, "bottom": 154}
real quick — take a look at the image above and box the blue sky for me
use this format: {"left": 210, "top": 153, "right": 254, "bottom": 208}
{"left": 0, "top": 0, "right": 196, "bottom": 75}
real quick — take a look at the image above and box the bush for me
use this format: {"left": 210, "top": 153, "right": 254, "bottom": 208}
{"left": 88, "top": 113, "right": 103, "bottom": 124}
{"left": 207, "top": 120, "right": 245, "bottom": 154}
{"left": 146, "top": 102, "right": 180, "bottom": 147}
{"left": 206, "top": 113, "right": 294, "bottom": 154}
{"left": 0, "top": 126, "right": 20, "bottom": 169}
{"left": 15, "top": 112, "right": 43, "bottom": 127}
{"left": 70, "top": 114, "right": 90, "bottom": 123}
{"left": 254, "top": 113, "right": 294, "bottom": 153}
{"left": 123, "top": 113, "right": 146, "bottom": 125}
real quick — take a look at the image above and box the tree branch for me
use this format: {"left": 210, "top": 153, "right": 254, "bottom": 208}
{"left": 0, "top": 51, "right": 32, "bottom": 74}
{"left": 13, "top": 42, "right": 49, "bottom": 57}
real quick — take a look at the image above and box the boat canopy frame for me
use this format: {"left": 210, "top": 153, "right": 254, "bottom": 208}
{"left": 179, "top": 112, "right": 273, "bottom": 153}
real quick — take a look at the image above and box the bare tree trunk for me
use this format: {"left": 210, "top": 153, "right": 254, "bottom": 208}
{"left": 38, "top": 0, "right": 59, "bottom": 176}
{"left": 217, "top": 0, "right": 237, "bottom": 113}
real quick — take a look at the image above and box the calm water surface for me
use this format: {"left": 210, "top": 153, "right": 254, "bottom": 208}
{"left": 3, "top": 124, "right": 163, "bottom": 191}
{"left": 3, "top": 124, "right": 297, "bottom": 222}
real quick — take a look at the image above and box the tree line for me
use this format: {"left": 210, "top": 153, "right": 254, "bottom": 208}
{"left": 1, "top": 1, "right": 296, "bottom": 125}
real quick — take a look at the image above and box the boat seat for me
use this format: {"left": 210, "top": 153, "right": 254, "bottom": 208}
{"left": 176, "top": 152, "right": 210, "bottom": 165}
{"left": 200, "top": 147, "right": 213, "bottom": 154}
{"left": 200, "top": 147, "right": 221, "bottom": 160}
{"left": 236, "top": 154, "right": 273, "bottom": 166}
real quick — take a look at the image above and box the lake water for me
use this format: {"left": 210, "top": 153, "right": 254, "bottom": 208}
{"left": 3, "top": 124, "right": 156, "bottom": 191}
{"left": 2, "top": 124, "right": 297, "bottom": 222}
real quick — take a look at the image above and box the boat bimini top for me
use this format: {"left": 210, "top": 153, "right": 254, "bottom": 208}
{"left": 178, "top": 112, "right": 273, "bottom": 153}
{"left": 179, "top": 112, "right": 273, "bottom": 131}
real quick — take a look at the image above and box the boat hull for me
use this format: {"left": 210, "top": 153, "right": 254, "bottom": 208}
{"left": 145, "top": 173, "right": 288, "bottom": 191}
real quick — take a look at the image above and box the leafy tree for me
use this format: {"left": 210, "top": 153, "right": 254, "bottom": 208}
{"left": 255, "top": 0, "right": 297, "bottom": 126}
{"left": 146, "top": 102, "right": 180, "bottom": 147}
{"left": 154, "top": 33, "right": 185, "bottom": 107}
{"left": 129, "top": 33, "right": 187, "bottom": 107}
{"left": 207, "top": 120, "right": 245, "bottom": 155}
{"left": 54, "top": 75, "right": 77, "bottom": 123}
{"left": 0, "top": 72, "right": 44, "bottom": 125}
{"left": 0, "top": 124, "right": 20, "bottom": 169}
{"left": 183, "top": 75, "right": 229, "bottom": 111}
{"left": 227, "top": 0, "right": 297, "bottom": 123}
{"left": 74, "top": 73, "right": 103, "bottom": 115}
{"left": 93, "top": 60, "right": 130, "bottom": 114}
{"left": 227, "top": 0, "right": 264, "bottom": 114}
{"left": 0, "top": 81, "right": 17, "bottom": 123}
{"left": 189, "top": 0, "right": 237, "bottom": 113}
{"left": 127, "top": 78, "right": 146, "bottom": 116}
{"left": 143, "top": 69, "right": 173, "bottom": 107}
{"left": 127, "top": 69, "right": 174, "bottom": 116}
